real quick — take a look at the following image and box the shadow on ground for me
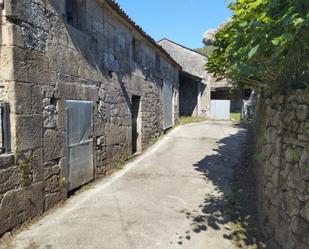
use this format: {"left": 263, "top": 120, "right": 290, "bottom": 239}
{"left": 175, "top": 124, "right": 266, "bottom": 248}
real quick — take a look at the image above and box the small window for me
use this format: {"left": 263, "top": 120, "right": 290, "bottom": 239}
{"left": 132, "top": 38, "right": 141, "bottom": 63}
{"left": 0, "top": 103, "right": 11, "bottom": 154}
{"left": 66, "top": 0, "right": 86, "bottom": 31}
{"left": 155, "top": 53, "right": 161, "bottom": 73}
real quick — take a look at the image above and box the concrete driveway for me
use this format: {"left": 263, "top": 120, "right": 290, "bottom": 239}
{"left": 2, "top": 121, "right": 247, "bottom": 249}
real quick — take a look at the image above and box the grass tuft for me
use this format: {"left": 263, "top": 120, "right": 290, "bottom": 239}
{"left": 230, "top": 112, "right": 241, "bottom": 122}
{"left": 177, "top": 116, "right": 206, "bottom": 125}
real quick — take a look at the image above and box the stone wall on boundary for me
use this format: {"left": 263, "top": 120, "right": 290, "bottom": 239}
{"left": 0, "top": 0, "right": 179, "bottom": 236}
{"left": 255, "top": 90, "right": 309, "bottom": 249}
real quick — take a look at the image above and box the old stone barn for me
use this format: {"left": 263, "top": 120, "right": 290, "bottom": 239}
{"left": 158, "top": 39, "right": 211, "bottom": 118}
{"left": 158, "top": 39, "right": 253, "bottom": 119}
{"left": 0, "top": 0, "right": 180, "bottom": 235}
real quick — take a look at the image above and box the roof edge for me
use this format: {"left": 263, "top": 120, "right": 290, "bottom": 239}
{"left": 157, "top": 38, "right": 206, "bottom": 57}
{"left": 180, "top": 70, "right": 202, "bottom": 81}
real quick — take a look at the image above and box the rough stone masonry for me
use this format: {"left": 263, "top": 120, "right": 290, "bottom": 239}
{"left": 255, "top": 91, "right": 309, "bottom": 249}
{"left": 0, "top": 0, "right": 180, "bottom": 236}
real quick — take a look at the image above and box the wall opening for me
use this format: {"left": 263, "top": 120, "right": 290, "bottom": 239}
{"left": 179, "top": 73, "right": 199, "bottom": 117}
{"left": 0, "top": 102, "right": 11, "bottom": 154}
{"left": 132, "top": 38, "right": 142, "bottom": 64}
{"left": 132, "top": 95, "right": 142, "bottom": 155}
{"left": 65, "top": 0, "right": 87, "bottom": 31}
{"left": 155, "top": 53, "right": 161, "bottom": 73}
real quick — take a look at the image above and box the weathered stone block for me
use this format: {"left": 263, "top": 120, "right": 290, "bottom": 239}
{"left": 47, "top": 43, "right": 80, "bottom": 76}
{"left": 0, "top": 182, "right": 44, "bottom": 235}
{"left": 0, "top": 154, "right": 15, "bottom": 170}
{"left": 296, "top": 105, "right": 308, "bottom": 121}
{"left": 5, "top": 0, "right": 46, "bottom": 24}
{"left": 56, "top": 99, "right": 66, "bottom": 131}
{"left": 0, "top": 166, "right": 19, "bottom": 194}
{"left": 44, "top": 165, "right": 60, "bottom": 181}
{"left": 285, "top": 147, "right": 301, "bottom": 163}
{"left": 44, "top": 192, "right": 64, "bottom": 211}
{"left": 270, "top": 153, "right": 281, "bottom": 168}
{"left": 303, "top": 94, "right": 309, "bottom": 105}
{"left": 42, "top": 85, "right": 54, "bottom": 98}
{"left": 300, "top": 202, "right": 309, "bottom": 222}
{"left": 274, "top": 221, "right": 290, "bottom": 247}
{"left": 43, "top": 110, "right": 57, "bottom": 129}
{"left": 55, "top": 82, "right": 97, "bottom": 101}
{"left": 32, "top": 85, "right": 43, "bottom": 114}
{"left": 105, "top": 124, "right": 121, "bottom": 146}
{"left": 106, "top": 135, "right": 120, "bottom": 146}
{"left": 31, "top": 148, "right": 44, "bottom": 183}
{"left": 12, "top": 47, "right": 51, "bottom": 84}
{"left": 265, "top": 127, "right": 277, "bottom": 144}
{"left": 262, "top": 144, "right": 273, "bottom": 160}
{"left": 44, "top": 175, "right": 59, "bottom": 193}
{"left": 283, "top": 190, "right": 300, "bottom": 217}
{"left": 12, "top": 114, "right": 43, "bottom": 151}
{"left": 43, "top": 129, "right": 66, "bottom": 162}
{"left": 286, "top": 167, "right": 306, "bottom": 192}
{"left": 11, "top": 83, "right": 32, "bottom": 115}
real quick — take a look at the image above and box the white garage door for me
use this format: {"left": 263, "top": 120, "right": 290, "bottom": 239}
{"left": 163, "top": 82, "right": 174, "bottom": 129}
{"left": 211, "top": 100, "right": 231, "bottom": 120}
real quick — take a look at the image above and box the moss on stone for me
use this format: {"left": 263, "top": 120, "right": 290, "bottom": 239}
{"left": 285, "top": 148, "right": 301, "bottom": 163}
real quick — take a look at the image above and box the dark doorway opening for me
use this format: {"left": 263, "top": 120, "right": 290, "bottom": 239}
{"left": 179, "top": 72, "right": 199, "bottom": 116}
{"left": 132, "top": 95, "right": 141, "bottom": 155}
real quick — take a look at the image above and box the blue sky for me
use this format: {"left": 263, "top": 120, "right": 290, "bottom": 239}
{"left": 116, "top": 0, "right": 232, "bottom": 49}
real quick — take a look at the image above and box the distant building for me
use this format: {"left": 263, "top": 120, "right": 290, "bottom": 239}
{"left": 158, "top": 38, "right": 211, "bottom": 117}
{"left": 203, "top": 28, "right": 252, "bottom": 113}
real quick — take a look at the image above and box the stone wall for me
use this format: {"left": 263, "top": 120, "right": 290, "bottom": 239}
{"left": 0, "top": 0, "right": 179, "bottom": 236}
{"left": 254, "top": 90, "right": 309, "bottom": 249}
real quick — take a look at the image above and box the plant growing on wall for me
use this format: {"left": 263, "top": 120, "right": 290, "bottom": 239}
{"left": 207, "top": 0, "right": 309, "bottom": 93}
{"left": 18, "top": 155, "right": 35, "bottom": 187}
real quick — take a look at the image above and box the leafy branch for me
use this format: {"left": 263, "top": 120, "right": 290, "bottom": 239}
{"left": 207, "top": 0, "right": 309, "bottom": 93}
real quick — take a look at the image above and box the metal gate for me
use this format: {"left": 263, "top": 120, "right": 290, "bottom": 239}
{"left": 211, "top": 100, "right": 231, "bottom": 120}
{"left": 66, "top": 100, "right": 94, "bottom": 191}
{"left": 163, "top": 81, "right": 174, "bottom": 129}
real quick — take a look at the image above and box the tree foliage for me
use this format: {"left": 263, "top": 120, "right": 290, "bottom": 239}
{"left": 207, "top": 0, "right": 309, "bottom": 92}
{"left": 194, "top": 45, "right": 215, "bottom": 57}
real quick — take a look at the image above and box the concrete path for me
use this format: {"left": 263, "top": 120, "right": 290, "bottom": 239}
{"left": 2, "top": 121, "right": 247, "bottom": 249}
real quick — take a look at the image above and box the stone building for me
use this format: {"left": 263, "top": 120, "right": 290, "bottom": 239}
{"left": 0, "top": 0, "right": 180, "bottom": 235}
{"left": 158, "top": 39, "right": 211, "bottom": 117}
{"left": 203, "top": 28, "right": 252, "bottom": 113}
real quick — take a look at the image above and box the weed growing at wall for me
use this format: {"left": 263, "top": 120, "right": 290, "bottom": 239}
{"left": 59, "top": 177, "right": 69, "bottom": 188}
{"left": 177, "top": 116, "right": 206, "bottom": 125}
{"left": 115, "top": 161, "right": 125, "bottom": 170}
{"left": 18, "top": 155, "right": 35, "bottom": 187}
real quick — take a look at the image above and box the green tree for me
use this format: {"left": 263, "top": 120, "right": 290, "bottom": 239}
{"left": 207, "top": 0, "right": 309, "bottom": 93}
{"left": 194, "top": 45, "right": 215, "bottom": 57}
